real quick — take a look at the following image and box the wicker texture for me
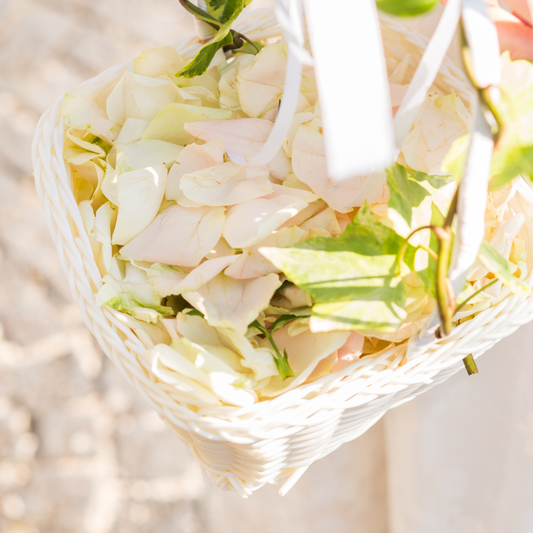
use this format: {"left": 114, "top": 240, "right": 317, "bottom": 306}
{"left": 32, "top": 8, "right": 533, "bottom": 497}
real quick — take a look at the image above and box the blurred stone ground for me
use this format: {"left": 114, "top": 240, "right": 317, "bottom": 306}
{"left": 0, "top": 1, "right": 387, "bottom": 532}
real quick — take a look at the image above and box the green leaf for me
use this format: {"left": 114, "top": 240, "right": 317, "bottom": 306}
{"left": 441, "top": 134, "right": 469, "bottom": 183}
{"left": 206, "top": 0, "right": 244, "bottom": 23}
{"left": 411, "top": 171, "right": 453, "bottom": 189}
{"left": 416, "top": 203, "right": 445, "bottom": 299}
{"left": 296, "top": 202, "right": 416, "bottom": 270}
{"left": 270, "top": 313, "right": 309, "bottom": 333}
{"left": 490, "top": 140, "right": 533, "bottom": 190}
{"left": 386, "top": 164, "right": 430, "bottom": 225}
{"left": 261, "top": 248, "right": 406, "bottom": 332}
{"left": 478, "top": 240, "right": 529, "bottom": 293}
{"left": 177, "top": 32, "right": 233, "bottom": 78}
{"left": 376, "top": 0, "right": 438, "bottom": 16}
{"left": 248, "top": 319, "right": 295, "bottom": 380}
{"left": 231, "top": 41, "right": 264, "bottom": 55}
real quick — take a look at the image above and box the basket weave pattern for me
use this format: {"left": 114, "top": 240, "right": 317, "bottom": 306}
{"left": 32, "top": 8, "right": 533, "bottom": 496}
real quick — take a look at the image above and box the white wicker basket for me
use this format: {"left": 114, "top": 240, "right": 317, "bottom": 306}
{"left": 32, "top": 7, "right": 533, "bottom": 497}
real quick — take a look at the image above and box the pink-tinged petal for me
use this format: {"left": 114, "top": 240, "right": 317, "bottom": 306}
{"left": 300, "top": 207, "right": 341, "bottom": 236}
{"left": 292, "top": 117, "right": 368, "bottom": 212}
{"left": 184, "top": 118, "right": 273, "bottom": 156}
{"left": 120, "top": 204, "right": 226, "bottom": 267}
{"left": 223, "top": 195, "right": 309, "bottom": 248}
{"left": 236, "top": 44, "right": 287, "bottom": 118}
{"left": 331, "top": 331, "right": 364, "bottom": 372}
{"left": 401, "top": 93, "right": 471, "bottom": 175}
{"left": 168, "top": 255, "right": 239, "bottom": 295}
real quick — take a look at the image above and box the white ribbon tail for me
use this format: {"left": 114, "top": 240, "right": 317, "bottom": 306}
{"left": 253, "top": 0, "right": 307, "bottom": 165}
{"left": 353, "top": 0, "right": 462, "bottom": 206}
{"left": 304, "top": 0, "right": 394, "bottom": 179}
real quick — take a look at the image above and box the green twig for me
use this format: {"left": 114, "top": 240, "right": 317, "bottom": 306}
{"left": 453, "top": 278, "right": 499, "bottom": 317}
{"left": 463, "top": 354, "right": 479, "bottom": 375}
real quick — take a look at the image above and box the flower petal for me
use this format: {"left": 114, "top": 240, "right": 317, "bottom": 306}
{"left": 292, "top": 117, "right": 368, "bottom": 212}
{"left": 132, "top": 45, "right": 186, "bottom": 78}
{"left": 180, "top": 161, "right": 273, "bottom": 206}
{"left": 223, "top": 195, "right": 309, "bottom": 248}
{"left": 225, "top": 226, "right": 309, "bottom": 279}
{"left": 183, "top": 273, "right": 281, "bottom": 333}
{"left": 117, "top": 140, "right": 182, "bottom": 171}
{"left": 141, "top": 103, "right": 231, "bottom": 145}
{"left": 236, "top": 44, "right": 287, "bottom": 118}
{"left": 112, "top": 164, "right": 167, "bottom": 245}
{"left": 259, "top": 327, "right": 349, "bottom": 397}
{"left": 119, "top": 204, "right": 226, "bottom": 267}
{"left": 401, "top": 93, "right": 471, "bottom": 175}
{"left": 184, "top": 117, "right": 273, "bottom": 155}
{"left": 62, "top": 76, "right": 121, "bottom": 143}
{"left": 106, "top": 72, "right": 182, "bottom": 125}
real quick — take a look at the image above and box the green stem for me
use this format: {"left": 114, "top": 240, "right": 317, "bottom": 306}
{"left": 453, "top": 278, "right": 498, "bottom": 317}
{"left": 396, "top": 225, "right": 436, "bottom": 275}
{"left": 436, "top": 227, "right": 454, "bottom": 336}
{"left": 463, "top": 353, "right": 479, "bottom": 375}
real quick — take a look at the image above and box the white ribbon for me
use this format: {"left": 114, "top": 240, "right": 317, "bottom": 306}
{"left": 353, "top": 0, "right": 462, "bottom": 206}
{"left": 304, "top": 0, "right": 394, "bottom": 180}
{"left": 252, "top": 0, "right": 310, "bottom": 165}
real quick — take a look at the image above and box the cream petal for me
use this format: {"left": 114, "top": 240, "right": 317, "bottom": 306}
{"left": 141, "top": 103, "right": 231, "bottom": 145}
{"left": 62, "top": 76, "right": 121, "bottom": 143}
{"left": 176, "top": 313, "right": 278, "bottom": 380}
{"left": 183, "top": 273, "right": 281, "bottom": 334}
{"left": 117, "top": 140, "right": 182, "bottom": 171}
{"left": 147, "top": 264, "right": 190, "bottom": 298}
{"left": 300, "top": 207, "right": 341, "bottom": 236}
{"left": 112, "top": 164, "right": 167, "bottom": 245}
{"left": 119, "top": 204, "right": 226, "bottom": 267}
{"left": 259, "top": 328, "right": 350, "bottom": 397}
{"left": 225, "top": 226, "right": 308, "bottom": 280}
{"left": 115, "top": 118, "right": 151, "bottom": 144}
{"left": 236, "top": 44, "right": 287, "bottom": 118}
{"left": 167, "top": 255, "right": 239, "bottom": 295}
{"left": 94, "top": 202, "right": 117, "bottom": 274}
{"left": 133, "top": 45, "right": 186, "bottom": 78}
{"left": 223, "top": 195, "right": 309, "bottom": 248}
{"left": 180, "top": 161, "right": 273, "bottom": 206}
{"left": 106, "top": 72, "right": 182, "bottom": 125}
{"left": 165, "top": 140, "right": 225, "bottom": 201}
{"left": 283, "top": 111, "right": 315, "bottom": 158}
{"left": 401, "top": 93, "right": 471, "bottom": 175}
